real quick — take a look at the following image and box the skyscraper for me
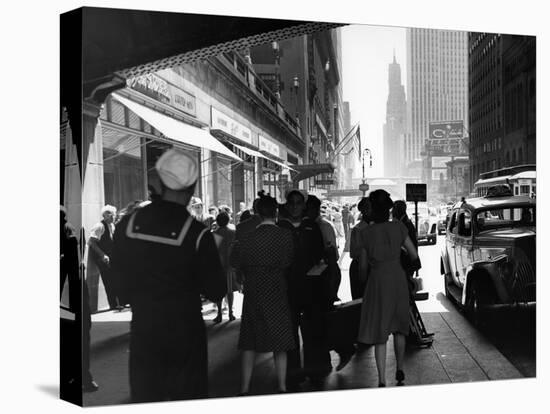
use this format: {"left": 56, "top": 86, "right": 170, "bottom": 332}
{"left": 405, "top": 28, "right": 469, "bottom": 193}
{"left": 468, "top": 33, "right": 535, "bottom": 191}
{"left": 383, "top": 52, "right": 406, "bottom": 178}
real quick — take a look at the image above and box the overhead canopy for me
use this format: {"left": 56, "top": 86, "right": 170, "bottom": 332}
{"left": 291, "top": 163, "right": 335, "bottom": 182}
{"left": 232, "top": 143, "right": 296, "bottom": 171}
{"left": 112, "top": 93, "right": 242, "bottom": 161}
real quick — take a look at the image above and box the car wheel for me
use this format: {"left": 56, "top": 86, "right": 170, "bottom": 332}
{"left": 466, "top": 280, "right": 484, "bottom": 327}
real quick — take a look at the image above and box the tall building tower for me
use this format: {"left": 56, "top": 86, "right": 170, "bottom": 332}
{"left": 383, "top": 52, "right": 407, "bottom": 178}
{"left": 468, "top": 33, "right": 535, "bottom": 191}
{"left": 405, "top": 29, "right": 469, "bottom": 193}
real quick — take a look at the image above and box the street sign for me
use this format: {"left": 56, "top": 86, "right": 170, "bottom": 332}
{"left": 406, "top": 183, "right": 427, "bottom": 202}
{"left": 358, "top": 183, "right": 369, "bottom": 192}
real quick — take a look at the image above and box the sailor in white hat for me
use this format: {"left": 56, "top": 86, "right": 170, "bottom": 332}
{"left": 112, "top": 147, "right": 226, "bottom": 402}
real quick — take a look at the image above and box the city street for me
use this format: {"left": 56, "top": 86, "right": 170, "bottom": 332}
{"left": 80, "top": 233, "right": 534, "bottom": 407}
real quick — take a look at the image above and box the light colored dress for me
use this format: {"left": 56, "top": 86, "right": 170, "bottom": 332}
{"left": 357, "top": 221, "right": 410, "bottom": 344}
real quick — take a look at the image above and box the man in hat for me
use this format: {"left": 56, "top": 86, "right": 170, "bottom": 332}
{"left": 112, "top": 148, "right": 226, "bottom": 403}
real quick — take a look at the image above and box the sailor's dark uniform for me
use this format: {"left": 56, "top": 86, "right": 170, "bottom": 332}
{"left": 112, "top": 200, "right": 226, "bottom": 403}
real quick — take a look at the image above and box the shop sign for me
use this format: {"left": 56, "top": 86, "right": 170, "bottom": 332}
{"left": 127, "top": 74, "right": 196, "bottom": 116}
{"left": 259, "top": 135, "right": 281, "bottom": 158}
{"left": 211, "top": 107, "right": 253, "bottom": 145}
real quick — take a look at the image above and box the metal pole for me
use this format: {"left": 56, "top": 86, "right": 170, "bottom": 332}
{"left": 415, "top": 200, "right": 419, "bottom": 239}
{"left": 362, "top": 149, "right": 366, "bottom": 197}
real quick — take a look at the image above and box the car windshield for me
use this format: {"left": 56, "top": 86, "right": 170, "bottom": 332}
{"left": 476, "top": 206, "right": 536, "bottom": 231}
{"left": 409, "top": 204, "right": 429, "bottom": 217}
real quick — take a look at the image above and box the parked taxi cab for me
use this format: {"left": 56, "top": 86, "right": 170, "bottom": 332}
{"left": 440, "top": 186, "right": 535, "bottom": 322}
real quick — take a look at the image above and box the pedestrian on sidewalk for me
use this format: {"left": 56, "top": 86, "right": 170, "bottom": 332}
{"left": 60, "top": 206, "right": 98, "bottom": 393}
{"left": 86, "top": 204, "right": 121, "bottom": 312}
{"left": 348, "top": 197, "right": 371, "bottom": 300}
{"left": 392, "top": 200, "right": 419, "bottom": 286}
{"left": 357, "top": 189, "right": 419, "bottom": 387}
{"left": 232, "top": 193, "right": 263, "bottom": 290}
{"left": 112, "top": 148, "right": 226, "bottom": 403}
{"left": 212, "top": 211, "right": 238, "bottom": 323}
{"left": 278, "top": 190, "right": 329, "bottom": 388}
{"left": 230, "top": 193, "right": 295, "bottom": 395}
{"left": 305, "top": 195, "right": 355, "bottom": 371}
{"left": 235, "top": 201, "right": 247, "bottom": 225}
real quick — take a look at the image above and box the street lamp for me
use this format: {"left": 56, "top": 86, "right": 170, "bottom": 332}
{"left": 361, "top": 148, "right": 372, "bottom": 197}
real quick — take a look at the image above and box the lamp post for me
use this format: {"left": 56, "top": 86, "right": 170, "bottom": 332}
{"left": 361, "top": 148, "right": 372, "bottom": 197}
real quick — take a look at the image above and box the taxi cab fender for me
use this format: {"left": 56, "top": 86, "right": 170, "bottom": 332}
{"left": 462, "top": 261, "right": 509, "bottom": 306}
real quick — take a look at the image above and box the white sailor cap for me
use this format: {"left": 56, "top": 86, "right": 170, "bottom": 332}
{"left": 155, "top": 148, "right": 198, "bottom": 190}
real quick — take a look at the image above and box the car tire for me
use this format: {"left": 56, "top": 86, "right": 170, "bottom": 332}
{"left": 466, "top": 280, "right": 485, "bottom": 327}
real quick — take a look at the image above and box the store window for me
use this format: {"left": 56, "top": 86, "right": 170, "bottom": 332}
{"left": 217, "top": 157, "right": 233, "bottom": 208}
{"left": 243, "top": 169, "right": 255, "bottom": 209}
{"left": 103, "top": 129, "right": 145, "bottom": 211}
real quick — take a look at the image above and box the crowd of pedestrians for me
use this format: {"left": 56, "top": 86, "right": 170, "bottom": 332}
{"left": 60, "top": 147, "right": 421, "bottom": 401}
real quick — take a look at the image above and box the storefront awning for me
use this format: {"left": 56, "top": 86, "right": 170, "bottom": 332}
{"left": 112, "top": 93, "right": 242, "bottom": 161}
{"left": 232, "top": 143, "right": 296, "bottom": 171}
{"left": 290, "top": 163, "right": 335, "bottom": 182}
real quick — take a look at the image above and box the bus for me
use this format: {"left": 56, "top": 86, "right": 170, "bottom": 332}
{"left": 473, "top": 164, "right": 535, "bottom": 198}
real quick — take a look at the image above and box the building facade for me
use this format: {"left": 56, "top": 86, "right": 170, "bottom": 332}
{"left": 405, "top": 28, "right": 469, "bottom": 199}
{"left": 61, "top": 53, "right": 308, "bottom": 311}
{"left": 468, "top": 32, "right": 536, "bottom": 189}
{"left": 383, "top": 54, "right": 407, "bottom": 178}
{"left": 250, "top": 28, "right": 345, "bottom": 196}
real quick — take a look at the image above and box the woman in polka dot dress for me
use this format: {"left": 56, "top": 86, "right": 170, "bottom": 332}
{"left": 230, "top": 193, "right": 295, "bottom": 395}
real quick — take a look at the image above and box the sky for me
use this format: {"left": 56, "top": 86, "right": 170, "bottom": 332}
{"left": 342, "top": 24, "right": 407, "bottom": 178}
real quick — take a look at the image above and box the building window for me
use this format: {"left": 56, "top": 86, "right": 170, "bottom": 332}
{"left": 518, "top": 147, "right": 523, "bottom": 164}
{"left": 103, "top": 132, "right": 144, "bottom": 210}
{"left": 520, "top": 185, "right": 530, "bottom": 195}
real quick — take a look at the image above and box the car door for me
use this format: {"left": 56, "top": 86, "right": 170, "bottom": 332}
{"left": 445, "top": 209, "right": 460, "bottom": 286}
{"left": 456, "top": 208, "right": 473, "bottom": 287}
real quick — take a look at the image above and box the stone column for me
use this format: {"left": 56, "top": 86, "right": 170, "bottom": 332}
{"left": 81, "top": 99, "right": 105, "bottom": 238}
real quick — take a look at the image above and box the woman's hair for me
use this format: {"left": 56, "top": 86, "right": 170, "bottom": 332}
{"left": 285, "top": 189, "right": 305, "bottom": 203}
{"left": 216, "top": 211, "right": 230, "bottom": 227}
{"left": 240, "top": 210, "right": 252, "bottom": 222}
{"left": 392, "top": 200, "right": 407, "bottom": 219}
{"left": 369, "top": 189, "right": 394, "bottom": 223}
{"left": 357, "top": 197, "right": 371, "bottom": 222}
{"left": 257, "top": 192, "right": 278, "bottom": 219}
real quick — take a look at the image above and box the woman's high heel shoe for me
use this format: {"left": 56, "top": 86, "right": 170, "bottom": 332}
{"left": 396, "top": 369, "right": 405, "bottom": 386}
{"left": 378, "top": 383, "right": 386, "bottom": 387}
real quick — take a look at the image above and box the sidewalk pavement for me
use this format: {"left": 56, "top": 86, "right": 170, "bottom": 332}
{"left": 82, "top": 251, "right": 524, "bottom": 406}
